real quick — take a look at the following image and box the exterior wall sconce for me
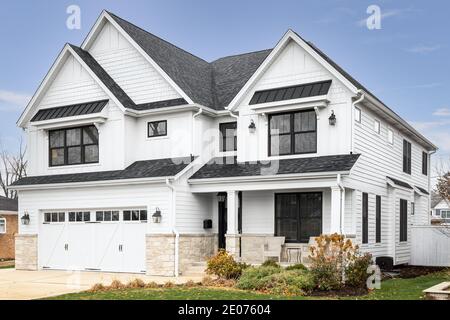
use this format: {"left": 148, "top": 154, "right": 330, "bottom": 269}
{"left": 21, "top": 212, "right": 30, "bottom": 225}
{"left": 152, "top": 208, "right": 162, "bottom": 223}
{"left": 328, "top": 110, "right": 336, "bottom": 126}
{"left": 217, "top": 192, "right": 227, "bottom": 202}
{"left": 248, "top": 119, "right": 256, "bottom": 133}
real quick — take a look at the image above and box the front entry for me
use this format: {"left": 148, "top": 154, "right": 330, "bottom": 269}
{"left": 275, "top": 192, "right": 322, "bottom": 243}
{"left": 217, "top": 192, "right": 242, "bottom": 250}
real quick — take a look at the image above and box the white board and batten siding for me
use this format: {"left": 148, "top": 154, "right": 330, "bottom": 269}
{"left": 411, "top": 226, "right": 450, "bottom": 267}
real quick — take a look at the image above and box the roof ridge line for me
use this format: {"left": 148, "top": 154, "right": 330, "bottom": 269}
{"left": 210, "top": 48, "right": 273, "bottom": 63}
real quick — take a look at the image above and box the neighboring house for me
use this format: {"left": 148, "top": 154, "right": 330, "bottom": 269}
{"left": 431, "top": 194, "right": 450, "bottom": 224}
{"left": 10, "top": 11, "right": 437, "bottom": 276}
{"left": 0, "top": 196, "right": 18, "bottom": 260}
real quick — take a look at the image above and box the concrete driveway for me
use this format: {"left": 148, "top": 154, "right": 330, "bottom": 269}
{"left": 0, "top": 269, "right": 203, "bottom": 300}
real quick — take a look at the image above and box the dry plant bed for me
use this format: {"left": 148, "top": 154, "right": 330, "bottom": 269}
{"left": 396, "top": 266, "right": 446, "bottom": 279}
{"left": 310, "top": 286, "right": 368, "bottom": 297}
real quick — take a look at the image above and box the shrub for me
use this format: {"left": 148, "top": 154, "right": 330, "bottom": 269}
{"left": 236, "top": 266, "right": 314, "bottom": 296}
{"left": 285, "top": 263, "right": 307, "bottom": 271}
{"left": 345, "top": 253, "right": 373, "bottom": 288}
{"left": 309, "top": 233, "right": 360, "bottom": 291}
{"left": 206, "top": 250, "right": 249, "bottom": 279}
{"left": 261, "top": 259, "right": 281, "bottom": 268}
{"left": 127, "top": 278, "right": 146, "bottom": 288}
{"left": 89, "top": 283, "right": 105, "bottom": 292}
{"left": 109, "top": 280, "right": 125, "bottom": 290}
{"left": 163, "top": 281, "right": 175, "bottom": 288}
{"left": 145, "top": 281, "right": 160, "bottom": 288}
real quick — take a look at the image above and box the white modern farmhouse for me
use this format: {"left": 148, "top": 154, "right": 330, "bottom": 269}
{"left": 11, "top": 11, "right": 437, "bottom": 276}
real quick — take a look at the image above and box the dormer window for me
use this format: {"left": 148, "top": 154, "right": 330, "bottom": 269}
{"left": 219, "top": 122, "right": 237, "bottom": 152}
{"left": 148, "top": 120, "right": 167, "bottom": 138}
{"left": 49, "top": 125, "right": 99, "bottom": 167}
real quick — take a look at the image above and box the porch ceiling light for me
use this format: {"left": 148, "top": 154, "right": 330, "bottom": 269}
{"left": 152, "top": 207, "right": 162, "bottom": 223}
{"left": 328, "top": 110, "right": 336, "bottom": 126}
{"left": 21, "top": 212, "right": 30, "bottom": 225}
{"left": 248, "top": 119, "right": 256, "bottom": 133}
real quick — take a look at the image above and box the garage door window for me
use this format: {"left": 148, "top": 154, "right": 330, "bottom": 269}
{"left": 69, "top": 211, "right": 91, "bottom": 222}
{"left": 44, "top": 212, "right": 65, "bottom": 223}
{"left": 96, "top": 211, "right": 119, "bottom": 222}
{"left": 123, "top": 210, "right": 147, "bottom": 222}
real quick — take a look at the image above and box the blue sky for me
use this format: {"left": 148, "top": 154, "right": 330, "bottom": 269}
{"left": 0, "top": 0, "right": 449, "bottom": 166}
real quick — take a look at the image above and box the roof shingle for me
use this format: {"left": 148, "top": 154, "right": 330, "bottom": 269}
{"left": 0, "top": 196, "right": 18, "bottom": 212}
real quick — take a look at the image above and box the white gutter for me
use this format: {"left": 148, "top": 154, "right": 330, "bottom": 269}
{"left": 337, "top": 174, "right": 345, "bottom": 235}
{"left": 350, "top": 91, "right": 365, "bottom": 153}
{"left": 228, "top": 110, "right": 239, "bottom": 120}
{"left": 165, "top": 178, "right": 179, "bottom": 277}
{"left": 192, "top": 107, "right": 203, "bottom": 157}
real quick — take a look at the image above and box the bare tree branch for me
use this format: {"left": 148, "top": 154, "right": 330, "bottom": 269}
{"left": 0, "top": 137, "right": 27, "bottom": 199}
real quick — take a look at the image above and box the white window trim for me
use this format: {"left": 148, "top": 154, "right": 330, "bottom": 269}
{"left": 355, "top": 107, "right": 361, "bottom": 123}
{"left": 374, "top": 119, "right": 381, "bottom": 134}
{"left": 441, "top": 210, "right": 450, "bottom": 219}
{"left": 387, "top": 128, "right": 394, "bottom": 145}
{"left": 0, "top": 218, "right": 6, "bottom": 234}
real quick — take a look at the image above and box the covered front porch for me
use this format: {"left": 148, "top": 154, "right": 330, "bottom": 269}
{"left": 190, "top": 174, "right": 355, "bottom": 264}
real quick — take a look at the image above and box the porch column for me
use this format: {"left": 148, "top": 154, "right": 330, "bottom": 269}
{"left": 225, "top": 190, "right": 240, "bottom": 257}
{"left": 330, "top": 186, "right": 343, "bottom": 234}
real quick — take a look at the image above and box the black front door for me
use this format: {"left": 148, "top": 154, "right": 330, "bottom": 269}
{"left": 218, "top": 195, "right": 227, "bottom": 249}
{"left": 275, "top": 192, "right": 322, "bottom": 243}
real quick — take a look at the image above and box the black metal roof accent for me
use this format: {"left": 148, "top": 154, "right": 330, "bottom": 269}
{"left": 31, "top": 100, "right": 109, "bottom": 122}
{"left": 190, "top": 154, "right": 360, "bottom": 180}
{"left": 133, "top": 98, "right": 188, "bottom": 111}
{"left": 10, "top": 157, "right": 193, "bottom": 187}
{"left": 387, "top": 176, "right": 413, "bottom": 189}
{"left": 0, "top": 196, "right": 18, "bottom": 212}
{"left": 415, "top": 185, "right": 430, "bottom": 195}
{"left": 249, "top": 80, "right": 332, "bottom": 105}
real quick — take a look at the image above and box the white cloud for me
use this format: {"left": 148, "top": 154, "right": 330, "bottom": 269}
{"left": 407, "top": 45, "right": 441, "bottom": 54}
{"left": 433, "top": 108, "right": 450, "bottom": 117}
{"left": 409, "top": 120, "right": 450, "bottom": 154}
{"left": 0, "top": 90, "right": 31, "bottom": 107}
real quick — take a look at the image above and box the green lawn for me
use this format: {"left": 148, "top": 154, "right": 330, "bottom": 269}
{"left": 49, "top": 271, "right": 449, "bottom": 300}
{"left": 0, "top": 265, "right": 14, "bottom": 269}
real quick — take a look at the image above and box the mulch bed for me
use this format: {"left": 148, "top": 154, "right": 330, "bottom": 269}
{"left": 395, "top": 266, "right": 446, "bottom": 279}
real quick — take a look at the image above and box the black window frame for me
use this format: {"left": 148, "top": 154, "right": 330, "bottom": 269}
{"left": 362, "top": 193, "right": 369, "bottom": 244}
{"left": 219, "top": 122, "right": 237, "bottom": 152}
{"left": 274, "top": 192, "right": 323, "bottom": 243}
{"left": 403, "top": 139, "right": 412, "bottom": 174}
{"left": 376, "top": 195, "right": 381, "bottom": 243}
{"left": 400, "top": 199, "right": 408, "bottom": 242}
{"left": 268, "top": 109, "right": 317, "bottom": 156}
{"left": 422, "top": 151, "right": 428, "bottom": 176}
{"left": 147, "top": 120, "right": 167, "bottom": 138}
{"left": 48, "top": 125, "right": 99, "bottom": 167}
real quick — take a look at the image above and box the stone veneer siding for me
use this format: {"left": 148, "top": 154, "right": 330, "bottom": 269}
{"left": 15, "top": 234, "right": 38, "bottom": 270}
{"left": 0, "top": 214, "right": 18, "bottom": 260}
{"left": 240, "top": 234, "right": 269, "bottom": 264}
{"left": 178, "top": 234, "right": 217, "bottom": 274}
{"left": 146, "top": 234, "right": 175, "bottom": 276}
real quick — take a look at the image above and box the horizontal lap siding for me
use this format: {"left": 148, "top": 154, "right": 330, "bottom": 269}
{"left": 175, "top": 186, "right": 213, "bottom": 234}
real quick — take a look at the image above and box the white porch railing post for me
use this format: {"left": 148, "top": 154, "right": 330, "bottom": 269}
{"left": 226, "top": 190, "right": 240, "bottom": 256}
{"left": 330, "top": 186, "right": 342, "bottom": 234}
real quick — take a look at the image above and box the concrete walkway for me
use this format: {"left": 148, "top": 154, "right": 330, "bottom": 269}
{"left": 0, "top": 269, "right": 204, "bottom": 300}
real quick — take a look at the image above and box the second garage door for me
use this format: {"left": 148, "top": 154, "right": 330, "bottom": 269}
{"left": 39, "top": 209, "right": 147, "bottom": 273}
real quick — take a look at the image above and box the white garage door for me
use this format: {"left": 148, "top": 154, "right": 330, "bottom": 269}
{"left": 39, "top": 209, "right": 147, "bottom": 273}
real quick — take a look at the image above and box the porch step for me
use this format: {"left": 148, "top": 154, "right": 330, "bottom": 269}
{"left": 183, "top": 262, "right": 207, "bottom": 276}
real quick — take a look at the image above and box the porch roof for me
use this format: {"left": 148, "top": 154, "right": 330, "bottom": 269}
{"left": 189, "top": 154, "right": 360, "bottom": 180}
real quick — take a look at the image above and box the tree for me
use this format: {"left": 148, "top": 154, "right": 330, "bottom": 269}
{"left": 0, "top": 139, "right": 27, "bottom": 199}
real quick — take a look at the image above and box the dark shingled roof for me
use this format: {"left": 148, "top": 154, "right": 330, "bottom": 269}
{"left": 108, "top": 12, "right": 270, "bottom": 110}
{"left": 387, "top": 176, "right": 413, "bottom": 189}
{"left": 11, "top": 157, "right": 193, "bottom": 187}
{"left": 415, "top": 185, "right": 430, "bottom": 195}
{"left": 134, "top": 98, "right": 188, "bottom": 111}
{"left": 31, "top": 100, "right": 108, "bottom": 122}
{"left": 0, "top": 196, "right": 18, "bottom": 212}
{"left": 190, "top": 154, "right": 360, "bottom": 180}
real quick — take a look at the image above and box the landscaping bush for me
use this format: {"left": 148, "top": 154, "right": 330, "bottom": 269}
{"left": 206, "top": 250, "right": 249, "bottom": 279}
{"left": 127, "top": 278, "right": 146, "bottom": 288}
{"left": 345, "top": 253, "right": 373, "bottom": 288}
{"left": 261, "top": 259, "right": 281, "bottom": 268}
{"left": 285, "top": 263, "right": 307, "bottom": 271}
{"left": 236, "top": 266, "right": 314, "bottom": 296}
{"left": 309, "top": 233, "right": 369, "bottom": 291}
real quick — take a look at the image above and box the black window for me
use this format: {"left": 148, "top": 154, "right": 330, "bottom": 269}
{"left": 96, "top": 210, "right": 119, "bottom": 222}
{"left": 44, "top": 212, "right": 65, "bottom": 223}
{"left": 275, "top": 192, "right": 322, "bottom": 243}
{"left": 400, "top": 199, "right": 408, "bottom": 242}
{"left": 68, "top": 211, "right": 90, "bottom": 222}
{"left": 269, "top": 110, "right": 317, "bottom": 156}
{"left": 49, "top": 125, "right": 99, "bottom": 167}
{"left": 147, "top": 120, "right": 167, "bottom": 137}
{"left": 376, "top": 195, "right": 381, "bottom": 243}
{"left": 403, "top": 140, "right": 412, "bottom": 174}
{"left": 219, "top": 122, "right": 237, "bottom": 152}
{"left": 362, "top": 193, "right": 368, "bottom": 244}
{"left": 422, "top": 152, "right": 428, "bottom": 175}
{"left": 123, "top": 210, "right": 147, "bottom": 221}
